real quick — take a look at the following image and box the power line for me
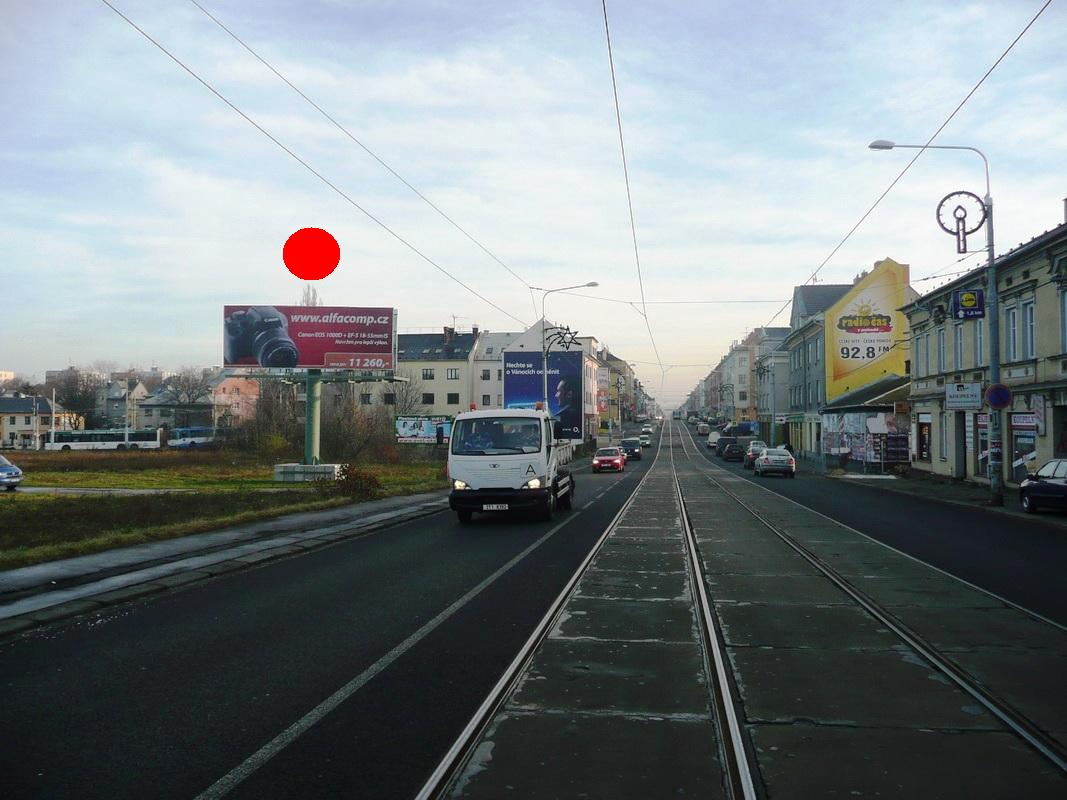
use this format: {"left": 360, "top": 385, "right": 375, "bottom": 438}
{"left": 762, "top": 0, "right": 1053, "bottom": 329}
{"left": 97, "top": 0, "right": 530, "bottom": 328}
{"left": 186, "top": 0, "right": 540, "bottom": 322}
{"left": 601, "top": 0, "right": 664, "bottom": 396}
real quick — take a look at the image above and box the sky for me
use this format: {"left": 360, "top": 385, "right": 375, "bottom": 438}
{"left": 2, "top": 0, "right": 1065, "bottom": 405}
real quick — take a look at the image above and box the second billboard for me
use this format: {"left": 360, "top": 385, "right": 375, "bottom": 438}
{"left": 503, "top": 351, "right": 583, "bottom": 441}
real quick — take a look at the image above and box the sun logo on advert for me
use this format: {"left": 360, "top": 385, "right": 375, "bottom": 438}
{"left": 837, "top": 296, "right": 892, "bottom": 334}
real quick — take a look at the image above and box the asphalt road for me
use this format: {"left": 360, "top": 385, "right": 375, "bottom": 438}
{"left": 679, "top": 424, "right": 1067, "bottom": 627}
{"left": 0, "top": 430, "right": 658, "bottom": 800}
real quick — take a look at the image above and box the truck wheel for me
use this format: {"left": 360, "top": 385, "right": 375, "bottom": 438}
{"left": 558, "top": 480, "right": 573, "bottom": 511}
{"left": 540, "top": 490, "right": 556, "bottom": 522}
{"left": 457, "top": 510, "right": 473, "bottom": 524}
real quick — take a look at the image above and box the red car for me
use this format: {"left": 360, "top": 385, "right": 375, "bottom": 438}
{"left": 592, "top": 447, "right": 626, "bottom": 473}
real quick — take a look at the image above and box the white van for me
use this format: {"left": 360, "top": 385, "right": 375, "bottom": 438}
{"left": 447, "top": 409, "right": 574, "bottom": 523}
{"left": 696, "top": 422, "right": 710, "bottom": 436}
{"left": 706, "top": 430, "right": 721, "bottom": 449}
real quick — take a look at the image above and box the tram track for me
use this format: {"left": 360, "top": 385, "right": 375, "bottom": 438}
{"left": 670, "top": 419, "right": 1067, "bottom": 777}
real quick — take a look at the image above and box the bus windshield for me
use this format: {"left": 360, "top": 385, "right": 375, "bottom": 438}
{"left": 450, "top": 418, "right": 541, "bottom": 455}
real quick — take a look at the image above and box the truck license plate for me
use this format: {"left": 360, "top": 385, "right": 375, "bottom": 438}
{"left": 483, "top": 503, "right": 509, "bottom": 511}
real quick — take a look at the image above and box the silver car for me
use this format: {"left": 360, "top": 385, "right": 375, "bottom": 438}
{"left": 0, "top": 455, "right": 25, "bottom": 491}
{"left": 753, "top": 447, "right": 796, "bottom": 478}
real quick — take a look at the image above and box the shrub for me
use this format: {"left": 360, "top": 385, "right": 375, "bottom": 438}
{"left": 334, "top": 464, "right": 384, "bottom": 500}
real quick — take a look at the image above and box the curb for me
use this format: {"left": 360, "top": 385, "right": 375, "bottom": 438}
{"left": 0, "top": 500, "right": 449, "bottom": 640}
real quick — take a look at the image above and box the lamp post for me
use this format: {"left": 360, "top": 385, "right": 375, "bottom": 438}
{"left": 531, "top": 282, "right": 598, "bottom": 412}
{"left": 869, "top": 140, "right": 1003, "bottom": 505}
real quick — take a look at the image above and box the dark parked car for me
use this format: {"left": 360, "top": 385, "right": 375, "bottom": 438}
{"left": 620, "top": 438, "right": 642, "bottom": 460}
{"left": 0, "top": 455, "right": 24, "bottom": 491}
{"left": 1019, "top": 459, "right": 1067, "bottom": 513}
{"left": 715, "top": 436, "right": 738, "bottom": 457}
{"left": 742, "top": 440, "right": 768, "bottom": 470}
{"left": 722, "top": 443, "right": 744, "bottom": 462}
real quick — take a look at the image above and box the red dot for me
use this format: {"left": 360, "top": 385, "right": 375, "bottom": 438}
{"left": 283, "top": 228, "right": 340, "bottom": 280}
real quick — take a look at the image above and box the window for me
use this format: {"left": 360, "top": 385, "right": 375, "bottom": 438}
{"left": 954, "top": 324, "right": 964, "bottom": 369}
{"left": 738, "top": 391, "right": 747, "bottom": 402}
{"left": 497, "top": 394, "right": 502, "bottom": 405}
{"left": 360, "top": 393, "right": 372, "bottom": 405}
{"left": 497, "top": 369, "right": 503, "bottom": 381}
{"left": 422, "top": 393, "right": 435, "bottom": 405}
{"left": 815, "top": 337, "right": 820, "bottom": 363}
{"left": 383, "top": 393, "right": 396, "bottom": 405}
{"left": 1022, "top": 300, "right": 1035, "bottom": 359}
{"left": 481, "top": 394, "right": 491, "bottom": 406}
{"left": 936, "top": 328, "right": 945, "bottom": 373}
{"left": 1061, "top": 292, "right": 1067, "bottom": 352}
{"left": 446, "top": 393, "right": 459, "bottom": 404}
{"left": 422, "top": 368, "right": 434, "bottom": 380}
{"left": 975, "top": 319, "right": 984, "bottom": 367}
{"left": 1006, "top": 306, "right": 1018, "bottom": 361}
{"left": 447, "top": 368, "right": 459, "bottom": 380}
{"left": 815, "top": 380, "right": 821, "bottom": 402}
{"left": 939, "top": 412, "right": 948, "bottom": 458}
{"left": 486, "top": 347, "right": 494, "bottom": 355}
{"left": 914, "top": 335, "right": 924, "bottom": 377}
{"left": 480, "top": 369, "right": 491, "bottom": 381}
{"left": 24, "top": 416, "right": 31, "bottom": 425}
{"left": 144, "top": 409, "right": 153, "bottom": 417}
{"left": 923, "top": 333, "right": 930, "bottom": 376}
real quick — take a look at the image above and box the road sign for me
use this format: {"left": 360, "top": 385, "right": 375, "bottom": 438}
{"left": 946, "top": 381, "right": 982, "bottom": 410}
{"left": 951, "top": 289, "right": 985, "bottom": 320}
{"left": 985, "top": 383, "right": 1011, "bottom": 410}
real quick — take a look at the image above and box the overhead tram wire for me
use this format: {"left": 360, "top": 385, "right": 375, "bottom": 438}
{"left": 98, "top": 0, "right": 529, "bottom": 328}
{"left": 601, "top": 0, "right": 666, "bottom": 399}
{"left": 761, "top": 0, "right": 1053, "bottom": 329}
{"left": 601, "top": 2, "right": 661, "bottom": 360}
{"left": 186, "top": 0, "right": 540, "bottom": 322}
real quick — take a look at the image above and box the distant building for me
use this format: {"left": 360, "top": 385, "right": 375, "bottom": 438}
{"left": 394, "top": 328, "right": 480, "bottom": 416}
{"left": 0, "top": 393, "right": 76, "bottom": 449}
{"left": 96, "top": 380, "right": 149, "bottom": 429}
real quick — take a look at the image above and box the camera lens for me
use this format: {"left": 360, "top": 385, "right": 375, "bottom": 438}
{"left": 257, "top": 336, "right": 299, "bottom": 367}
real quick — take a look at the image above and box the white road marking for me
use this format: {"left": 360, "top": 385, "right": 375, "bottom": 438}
{"left": 195, "top": 511, "right": 583, "bottom": 799}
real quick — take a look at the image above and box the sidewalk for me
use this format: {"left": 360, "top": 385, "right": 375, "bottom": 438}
{"left": 0, "top": 489, "right": 449, "bottom": 636}
{"left": 827, "top": 468, "right": 1067, "bottom": 528}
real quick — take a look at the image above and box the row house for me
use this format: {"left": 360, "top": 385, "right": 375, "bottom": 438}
{"left": 903, "top": 215, "right": 1067, "bottom": 485}
{"left": 0, "top": 394, "right": 76, "bottom": 449}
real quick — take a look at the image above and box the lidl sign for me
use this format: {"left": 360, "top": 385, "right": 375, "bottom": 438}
{"left": 951, "top": 289, "right": 985, "bottom": 320}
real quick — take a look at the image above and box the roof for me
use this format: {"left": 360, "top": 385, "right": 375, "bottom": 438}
{"left": 0, "top": 395, "right": 57, "bottom": 414}
{"left": 473, "top": 331, "right": 521, "bottom": 359}
{"left": 398, "top": 332, "right": 478, "bottom": 362}
{"left": 821, "top": 375, "right": 910, "bottom": 412}
{"left": 790, "top": 284, "right": 852, "bottom": 328}
{"left": 903, "top": 220, "right": 1067, "bottom": 311}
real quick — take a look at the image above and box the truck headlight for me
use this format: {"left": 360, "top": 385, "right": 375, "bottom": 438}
{"left": 521, "top": 477, "right": 543, "bottom": 490}
{"left": 453, "top": 479, "right": 469, "bottom": 490}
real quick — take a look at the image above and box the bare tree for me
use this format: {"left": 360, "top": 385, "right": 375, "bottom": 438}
{"left": 1, "top": 373, "right": 40, "bottom": 393}
{"left": 299, "top": 285, "right": 323, "bottom": 306}
{"left": 384, "top": 369, "right": 427, "bottom": 416}
{"left": 165, "top": 367, "right": 215, "bottom": 427}
{"left": 90, "top": 359, "right": 119, "bottom": 375}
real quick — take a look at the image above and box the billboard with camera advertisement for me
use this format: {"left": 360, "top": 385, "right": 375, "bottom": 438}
{"left": 222, "top": 305, "right": 396, "bottom": 370}
{"left": 503, "top": 351, "right": 584, "bottom": 442}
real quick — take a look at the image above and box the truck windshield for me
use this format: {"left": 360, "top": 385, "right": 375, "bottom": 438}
{"left": 451, "top": 417, "right": 542, "bottom": 455}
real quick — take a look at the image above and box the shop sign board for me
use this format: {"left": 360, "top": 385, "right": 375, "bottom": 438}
{"left": 951, "top": 289, "right": 985, "bottom": 320}
{"left": 945, "top": 381, "right": 982, "bottom": 410}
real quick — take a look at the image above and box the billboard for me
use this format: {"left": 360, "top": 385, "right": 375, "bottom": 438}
{"left": 945, "top": 382, "right": 982, "bottom": 411}
{"left": 503, "top": 351, "right": 584, "bottom": 441}
{"left": 395, "top": 415, "right": 452, "bottom": 444}
{"left": 825, "top": 258, "right": 911, "bottom": 403}
{"left": 223, "top": 305, "right": 395, "bottom": 369}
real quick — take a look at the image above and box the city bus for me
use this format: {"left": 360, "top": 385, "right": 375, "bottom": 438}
{"left": 167, "top": 427, "right": 220, "bottom": 449}
{"left": 43, "top": 428, "right": 164, "bottom": 451}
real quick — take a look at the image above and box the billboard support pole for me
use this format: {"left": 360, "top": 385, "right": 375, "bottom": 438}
{"left": 304, "top": 369, "right": 322, "bottom": 465}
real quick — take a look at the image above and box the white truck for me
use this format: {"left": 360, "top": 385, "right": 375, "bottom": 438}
{"left": 447, "top": 408, "right": 575, "bottom": 524}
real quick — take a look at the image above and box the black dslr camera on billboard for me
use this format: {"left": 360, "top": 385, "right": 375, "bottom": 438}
{"left": 224, "top": 306, "right": 299, "bottom": 368}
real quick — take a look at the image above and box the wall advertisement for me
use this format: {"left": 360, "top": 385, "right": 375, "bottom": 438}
{"left": 503, "top": 351, "right": 584, "bottom": 441}
{"left": 395, "top": 416, "right": 452, "bottom": 444}
{"left": 824, "top": 258, "right": 911, "bottom": 403}
{"left": 223, "top": 305, "right": 396, "bottom": 369}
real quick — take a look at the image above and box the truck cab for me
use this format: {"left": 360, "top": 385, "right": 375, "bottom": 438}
{"left": 447, "top": 409, "right": 574, "bottom": 523}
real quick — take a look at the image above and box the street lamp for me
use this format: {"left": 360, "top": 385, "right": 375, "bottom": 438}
{"left": 869, "top": 139, "right": 1003, "bottom": 505}
{"left": 531, "top": 282, "right": 599, "bottom": 412}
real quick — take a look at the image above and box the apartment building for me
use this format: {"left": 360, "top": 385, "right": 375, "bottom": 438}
{"left": 470, "top": 330, "right": 520, "bottom": 409}
{"left": 394, "top": 328, "right": 479, "bottom": 417}
{"left": 903, "top": 216, "right": 1067, "bottom": 485}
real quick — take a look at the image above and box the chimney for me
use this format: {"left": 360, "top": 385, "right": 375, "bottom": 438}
{"left": 443, "top": 326, "right": 455, "bottom": 344}
{"left": 471, "top": 325, "right": 479, "bottom": 340}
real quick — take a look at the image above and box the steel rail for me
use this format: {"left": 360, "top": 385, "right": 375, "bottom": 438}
{"left": 667, "top": 421, "right": 760, "bottom": 800}
{"left": 672, "top": 424, "right": 1067, "bottom": 776}
{"left": 415, "top": 427, "right": 670, "bottom": 799}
